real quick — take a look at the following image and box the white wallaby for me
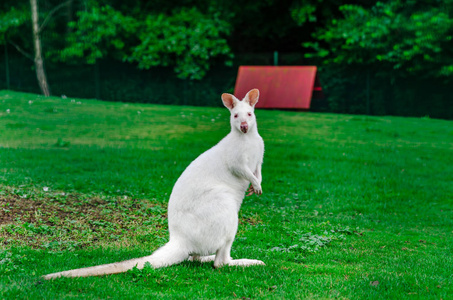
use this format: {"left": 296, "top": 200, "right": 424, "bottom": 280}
{"left": 43, "top": 88, "right": 265, "bottom": 279}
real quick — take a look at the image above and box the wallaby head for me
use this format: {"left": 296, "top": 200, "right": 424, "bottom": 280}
{"left": 221, "top": 89, "right": 259, "bottom": 134}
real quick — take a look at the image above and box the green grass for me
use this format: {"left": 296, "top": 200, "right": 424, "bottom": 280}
{"left": 1, "top": 90, "right": 452, "bottom": 299}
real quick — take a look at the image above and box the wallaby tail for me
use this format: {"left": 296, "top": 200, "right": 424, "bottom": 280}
{"left": 43, "top": 241, "right": 188, "bottom": 279}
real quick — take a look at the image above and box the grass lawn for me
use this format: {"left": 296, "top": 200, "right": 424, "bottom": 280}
{"left": 0, "top": 90, "right": 452, "bottom": 299}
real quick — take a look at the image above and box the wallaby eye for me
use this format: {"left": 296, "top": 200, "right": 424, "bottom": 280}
{"left": 248, "top": 112, "right": 252, "bottom": 116}
{"left": 234, "top": 114, "right": 238, "bottom": 118}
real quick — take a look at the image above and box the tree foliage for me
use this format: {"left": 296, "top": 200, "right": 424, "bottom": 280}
{"left": 0, "top": 4, "right": 30, "bottom": 58}
{"left": 129, "top": 7, "right": 232, "bottom": 80}
{"left": 57, "top": 5, "right": 136, "bottom": 64}
{"left": 290, "top": 0, "right": 342, "bottom": 25}
{"left": 2, "top": 0, "right": 303, "bottom": 82}
{"left": 56, "top": 3, "right": 232, "bottom": 80}
{"left": 2, "top": 0, "right": 453, "bottom": 117}
{"left": 0, "top": 6, "right": 28, "bottom": 43}
{"left": 301, "top": 0, "right": 453, "bottom": 78}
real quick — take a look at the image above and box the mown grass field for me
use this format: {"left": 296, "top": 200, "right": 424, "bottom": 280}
{"left": 0, "top": 90, "right": 452, "bottom": 299}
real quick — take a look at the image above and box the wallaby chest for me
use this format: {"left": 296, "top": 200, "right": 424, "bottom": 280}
{"left": 225, "top": 134, "right": 263, "bottom": 170}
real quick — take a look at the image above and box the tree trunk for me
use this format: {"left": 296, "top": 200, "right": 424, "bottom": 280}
{"left": 30, "top": 0, "right": 50, "bottom": 96}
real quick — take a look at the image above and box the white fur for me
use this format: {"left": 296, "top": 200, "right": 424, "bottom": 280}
{"left": 43, "top": 89, "right": 265, "bottom": 279}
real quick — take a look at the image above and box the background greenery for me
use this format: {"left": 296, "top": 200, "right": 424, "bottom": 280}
{"left": 1, "top": 91, "right": 452, "bottom": 298}
{"left": 1, "top": 0, "right": 452, "bottom": 118}
{"left": 1, "top": 1, "right": 452, "bottom": 298}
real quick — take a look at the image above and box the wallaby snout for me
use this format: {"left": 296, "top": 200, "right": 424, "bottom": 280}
{"left": 240, "top": 121, "right": 248, "bottom": 133}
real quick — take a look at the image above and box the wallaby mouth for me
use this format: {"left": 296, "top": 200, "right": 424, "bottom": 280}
{"left": 240, "top": 122, "right": 248, "bottom": 133}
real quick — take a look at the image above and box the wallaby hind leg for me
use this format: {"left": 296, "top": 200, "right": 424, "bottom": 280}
{"left": 142, "top": 240, "right": 189, "bottom": 268}
{"left": 213, "top": 239, "right": 265, "bottom": 268}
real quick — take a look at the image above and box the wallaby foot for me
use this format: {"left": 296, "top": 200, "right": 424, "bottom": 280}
{"left": 227, "top": 259, "right": 265, "bottom": 267}
{"left": 213, "top": 240, "right": 264, "bottom": 268}
{"left": 188, "top": 255, "right": 216, "bottom": 263}
{"left": 214, "top": 258, "right": 265, "bottom": 268}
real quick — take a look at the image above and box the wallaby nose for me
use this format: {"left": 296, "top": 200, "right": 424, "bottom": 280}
{"left": 240, "top": 121, "right": 248, "bottom": 133}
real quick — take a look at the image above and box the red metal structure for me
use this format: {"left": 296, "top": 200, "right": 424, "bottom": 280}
{"left": 234, "top": 66, "right": 323, "bottom": 110}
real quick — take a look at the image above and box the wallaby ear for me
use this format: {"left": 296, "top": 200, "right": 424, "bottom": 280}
{"left": 244, "top": 89, "right": 260, "bottom": 107}
{"left": 221, "top": 93, "right": 236, "bottom": 109}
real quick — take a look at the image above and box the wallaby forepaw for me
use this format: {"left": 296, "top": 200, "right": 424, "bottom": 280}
{"left": 253, "top": 185, "right": 262, "bottom": 195}
{"left": 247, "top": 184, "right": 262, "bottom": 196}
